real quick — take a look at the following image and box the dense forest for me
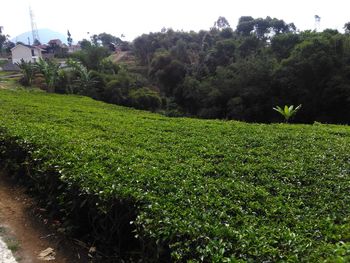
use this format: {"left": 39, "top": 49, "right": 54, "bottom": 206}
{"left": 15, "top": 17, "right": 350, "bottom": 124}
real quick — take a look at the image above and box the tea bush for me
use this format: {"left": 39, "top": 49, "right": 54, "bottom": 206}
{"left": 0, "top": 90, "right": 349, "bottom": 262}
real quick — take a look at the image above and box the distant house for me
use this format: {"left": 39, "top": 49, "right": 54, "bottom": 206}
{"left": 36, "top": 44, "right": 48, "bottom": 50}
{"left": 48, "top": 39, "right": 63, "bottom": 47}
{"left": 11, "top": 44, "right": 43, "bottom": 64}
{"left": 46, "top": 39, "right": 70, "bottom": 57}
{"left": 68, "top": 44, "right": 81, "bottom": 53}
{"left": 35, "top": 44, "right": 55, "bottom": 59}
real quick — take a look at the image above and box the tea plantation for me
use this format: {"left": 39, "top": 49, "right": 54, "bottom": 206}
{"left": 0, "top": 89, "right": 350, "bottom": 262}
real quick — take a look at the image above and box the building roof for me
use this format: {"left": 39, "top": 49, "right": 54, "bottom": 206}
{"left": 11, "top": 43, "right": 45, "bottom": 52}
{"left": 36, "top": 44, "right": 48, "bottom": 49}
{"left": 48, "top": 39, "right": 63, "bottom": 45}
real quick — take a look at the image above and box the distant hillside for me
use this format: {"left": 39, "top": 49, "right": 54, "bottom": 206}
{"left": 12, "top": 28, "right": 66, "bottom": 45}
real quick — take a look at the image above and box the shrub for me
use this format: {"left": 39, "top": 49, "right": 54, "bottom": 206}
{"left": 103, "top": 79, "right": 127, "bottom": 105}
{"left": 129, "top": 87, "right": 161, "bottom": 111}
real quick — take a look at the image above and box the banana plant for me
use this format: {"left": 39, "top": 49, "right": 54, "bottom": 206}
{"left": 66, "top": 59, "right": 97, "bottom": 95}
{"left": 36, "top": 58, "right": 60, "bottom": 93}
{"left": 273, "top": 104, "right": 302, "bottom": 123}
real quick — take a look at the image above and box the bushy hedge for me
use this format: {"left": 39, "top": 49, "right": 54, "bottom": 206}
{"left": 0, "top": 90, "right": 350, "bottom": 262}
{"left": 129, "top": 87, "right": 162, "bottom": 111}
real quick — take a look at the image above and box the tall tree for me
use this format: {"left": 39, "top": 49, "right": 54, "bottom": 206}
{"left": 214, "top": 16, "right": 231, "bottom": 30}
{"left": 271, "top": 33, "right": 301, "bottom": 60}
{"left": 344, "top": 22, "right": 350, "bottom": 34}
{"left": 254, "top": 17, "right": 272, "bottom": 39}
{"left": 79, "top": 39, "right": 92, "bottom": 50}
{"left": 33, "top": 39, "right": 41, "bottom": 46}
{"left": 72, "top": 45, "right": 110, "bottom": 70}
{"left": 236, "top": 16, "right": 255, "bottom": 36}
{"left": 0, "top": 26, "right": 7, "bottom": 54}
{"left": 67, "top": 30, "right": 73, "bottom": 47}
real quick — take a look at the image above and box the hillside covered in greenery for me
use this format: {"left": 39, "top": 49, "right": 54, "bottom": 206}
{"left": 130, "top": 19, "right": 350, "bottom": 123}
{"left": 0, "top": 89, "right": 349, "bottom": 262}
{"left": 11, "top": 16, "right": 350, "bottom": 124}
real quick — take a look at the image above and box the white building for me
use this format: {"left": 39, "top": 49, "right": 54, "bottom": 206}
{"left": 11, "top": 44, "right": 43, "bottom": 64}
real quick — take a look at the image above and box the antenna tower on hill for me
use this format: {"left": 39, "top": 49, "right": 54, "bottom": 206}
{"left": 29, "top": 6, "right": 40, "bottom": 44}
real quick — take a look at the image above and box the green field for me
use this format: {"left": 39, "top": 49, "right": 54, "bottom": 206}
{"left": 0, "top": 89, "right": 350, "bottom": 262}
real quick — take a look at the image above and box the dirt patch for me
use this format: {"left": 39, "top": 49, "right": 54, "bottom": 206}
{"left": 0, "top": 171, "right": 88, "bottom": 263}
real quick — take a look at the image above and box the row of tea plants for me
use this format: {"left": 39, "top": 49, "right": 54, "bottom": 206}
{"left": 0, "top": 89, "right": 350, "bottom": 262}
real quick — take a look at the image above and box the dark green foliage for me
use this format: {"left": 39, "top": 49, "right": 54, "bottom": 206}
{"left": 0, "top": 26, "right": 7, "bottom": 54}
{"left": 133, "top": 33, "right": 161, "bottom": 66}
{"left": 55, "top": 58, "right": 159, "bottom": 112}
{"left": 237, "top": 36, "right": 261, "bottom": 58}
{"left": 103, "top": 79, "right": 129, "bottom": 105}
{"left": 236, "top": 16, "right": 296, "bottom": 39}
{"left": 79, "top": 39, "right": 92, "bottom": 50}
{"left": 214, "top": 16, "right": 231, "bottom": 30}
{"left": 175, "top": 76, "right": 203, "bottom": 114}
{"left": 129, "top": 87, "right": 161, "bottom": 111}
{"left": 271, "top": 33, "right": 301, "bottom": 60}
{"left": 236, "top": 16, "right": 255, "bottom": 36}
{"left": 56, "top": 66, "right": 79, "bottom": 94}
{"left": 3, "top": 40, "right": 15, "bottom": 54}
{"left": 65, "top": 59, "right": 98, "bottom": 95}
{"left": 151, "top": 57, "right": 186, "bottom": 96}
{"left": 205, "top": 39, "right": 236, "bottom": 72}
{"left": 14, "top": 16, "right": 350, "bottom": 124}
{"left": 88, "top": 32, "right": 130, "bottom": 51}
{"left": 272, "top": 32, "right": 350, "bottom": 123}
{"left": 100, "top": 58, "right": 120, "bottom": 75}
{"left": 1, "top": 90, "right": 350, "bottom": 262}
{"left": 128, "top": 17, "right": 350, "bottom": 124}
{"left": 72, "top": 45, "right": 110, "bottom": 70}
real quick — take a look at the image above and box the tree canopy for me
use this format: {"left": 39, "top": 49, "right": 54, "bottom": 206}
{"left": 18, "top": 17, "right": 350, "bottom": 124}
{"left": 129, "top": 17, "right": 350, "bottom": 123}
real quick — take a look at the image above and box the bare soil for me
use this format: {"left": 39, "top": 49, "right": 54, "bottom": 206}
{"left": 0, "top": 171, "right": 88, "bottom": 263}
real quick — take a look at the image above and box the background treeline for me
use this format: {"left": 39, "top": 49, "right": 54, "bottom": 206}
{"left": 22, "top": 17, "right": 350, "bottom": 124}
{"left": 130, "top": 16, "right": 350, "bottom": 123}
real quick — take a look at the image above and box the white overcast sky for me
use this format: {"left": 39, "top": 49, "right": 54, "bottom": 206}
{"left": 1, "top": 0, "right": 350, "bottom": 42}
